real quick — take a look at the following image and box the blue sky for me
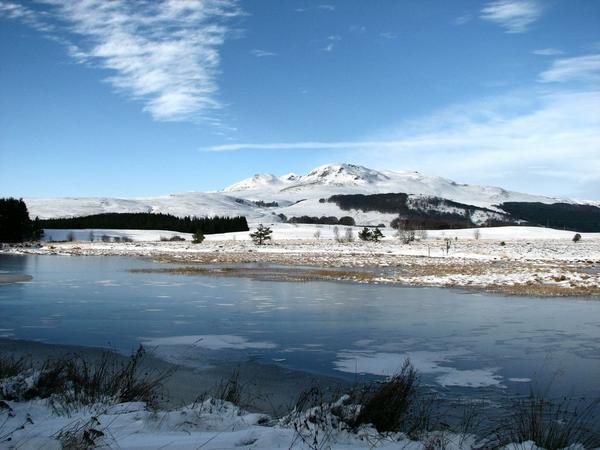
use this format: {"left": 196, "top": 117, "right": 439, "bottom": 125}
{"left": 1, "top": 0, "right": 599, "bottom": 199}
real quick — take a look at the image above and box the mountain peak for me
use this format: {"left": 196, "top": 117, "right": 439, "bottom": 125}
{"left": 222, "top": 163, "right": 390, "bottom": 192}
{"left": 301, "top": 163, "right": 390, "bottom": 186}
{"left": 223, "top": 173, "right": 279, "bottom": 192}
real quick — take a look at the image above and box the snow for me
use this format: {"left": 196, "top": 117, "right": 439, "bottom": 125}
{"left": 334, "top": 350, "right": 504, "bottom": 388}
{"left": 25, "top": 163, "right": 596, "bottom": 226}
{"left": 41, "top": 224, "right": 600, "bottom": 243}
{"left": 1, "top": 395, "right": 481, "bottom": 449}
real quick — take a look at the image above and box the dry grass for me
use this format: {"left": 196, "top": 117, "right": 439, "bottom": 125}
{"left": 0, "top": 354, "right": 27, "bottom": 380}
{"left": 130, "top": 266, "right": 376, "bottom": 283}
{"left": 7, "top": 346, "right": 173, "bottom": 411}
{"left": 490, "top": 393, "right": 600, "bottom": 449}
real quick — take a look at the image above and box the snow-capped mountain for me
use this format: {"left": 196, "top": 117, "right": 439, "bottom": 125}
{"left": 24, "top": 163, "right": 596, "bottom": 228}
{"left": 221, "top": 163, "right": 559, "bottom": 207}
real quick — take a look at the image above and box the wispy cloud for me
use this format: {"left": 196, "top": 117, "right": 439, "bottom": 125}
{"left": 204, "top": 88, "right": 600, "bottom": 197}
{"left": 538, "top": 54, "right": 600, "bottom": 83}
{"left": 532, "top": 48, "right": 563, "bottom": 56}
{"left": 322, "top": 34, "right": 341, "bottom": 52}
{"left": 480, "top": 0, "right": 543, "bottom": 33}
{"left": 453, "top": 13, "right": 473, "bottom": 26}
{"left": 317, "top": 4, "right": 335, "bottom": 11}
{"left": 251, "top": 49, "right": 277, "bottom": 57}
{"left": 0, "top": 0, "right": 242, "bottom": 123}
{"left": 379, "top": 32, "right": 397, "bottom": 39}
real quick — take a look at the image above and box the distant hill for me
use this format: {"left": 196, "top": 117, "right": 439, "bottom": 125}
{"left": 24, "top": 163, "right": 600, "bottom": 232}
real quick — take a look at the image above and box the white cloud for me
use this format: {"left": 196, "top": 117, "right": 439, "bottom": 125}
{"left": 251, "top": 49, "right": 277, "bottom": 57}
{"left": 532, "top": 48, "right": 563, "bottom": 56}
{"left": 538, "top": 54, "right": 600, "bottom": 83}
{"left": 204, "top": 89, "right": 600, "bottom": 198}
{"left": 317, "top": 4, "right": 335, "bottom": 11}
{"left": 0, "top": 0, "right": 241, "bottom": 123}
{"left": 480, "top": 0, "right": 543, "bottom": 33}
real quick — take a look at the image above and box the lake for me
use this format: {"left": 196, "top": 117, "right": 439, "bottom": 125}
{"left": 1, "top": 253, "right": 599, "bottom": 405}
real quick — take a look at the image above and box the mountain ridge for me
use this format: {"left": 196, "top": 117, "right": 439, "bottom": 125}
{"left": 23, "top": 163, "right": 600, "bottom": 231}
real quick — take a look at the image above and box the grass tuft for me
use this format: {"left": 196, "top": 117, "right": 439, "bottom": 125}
{"left": 0, "top": 354, "right": 27, "bottom": 381}
{"left": 11, "top": 346, "right": 173, "bottom": 411}
{"left": 353, "top": 359, "right": 421, "bottom": 433}
{"left": 491, "top": 391, "right": 600, "bottom": 450}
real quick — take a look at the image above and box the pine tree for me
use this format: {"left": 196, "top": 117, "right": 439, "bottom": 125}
{"left": 358, "top": 227, "right": 372, "bottom": 241}
{"left": 250, "top": 224, "right": 272, "bottom": 245}
{"left": 371, "top": 228, "right": 384, "bottom": 242}
{"left": 0, "top": 198, "right": 39, "bottom": 243}
{"left": 192, "top": 229, "right": 205, "bottom": 244}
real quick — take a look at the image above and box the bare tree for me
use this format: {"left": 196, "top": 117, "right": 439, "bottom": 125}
{"left": 344, "top": 227, "right": 354, "bottom": 242}
{"left": 444, "top": 238, "right": 452, "bottom": 255}
{"left": 415, "top": 229, "right": 427, "bottom": 241}
{"left": 333, "top": 226, "right": 340, "bottom": 242}
{"left": 313, "top": 229, "right": 321, "bottom": 240}
{"left": 397, "top": 229, "right": 415, "bottom": 244}
{"left": 473, "top": 229, "right": 481, "bottom": 240}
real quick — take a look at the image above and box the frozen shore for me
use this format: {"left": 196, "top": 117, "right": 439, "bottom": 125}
{"left": 3, "top": 340, "right": 597, "bottom": 449}
{"left": 4, "top": 225, "right": 600, "bottom": 296}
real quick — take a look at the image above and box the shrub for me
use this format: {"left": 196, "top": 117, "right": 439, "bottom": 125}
{"left": 573, "top": 233, "right": 582, "bottom": 243}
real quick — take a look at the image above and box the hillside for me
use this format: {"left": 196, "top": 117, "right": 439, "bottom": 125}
{"left": 24, "top": 163, "right": 600, "bottom": 231}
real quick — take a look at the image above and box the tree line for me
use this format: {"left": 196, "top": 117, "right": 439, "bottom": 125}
{"left": 39, "top": 212, "right": 249, "bottom": 235}
{"left": 287, "top": 215, "right": 356, "bottom": 226}
{"left": 0, "top": 198, "right": 42, "bottom": 243}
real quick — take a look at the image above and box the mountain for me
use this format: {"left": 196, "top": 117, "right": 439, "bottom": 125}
{"left": 25, "top": 163, "right": 600, "bottom": 231}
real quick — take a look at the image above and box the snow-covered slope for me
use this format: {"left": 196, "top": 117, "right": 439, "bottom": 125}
{"left": 222, "top": 163, "right": 562, "bottom": 206}
{"left": 24, "top": 163, "right": 591, "bottom": 226}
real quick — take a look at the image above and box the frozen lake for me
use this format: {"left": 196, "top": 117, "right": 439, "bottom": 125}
{"left": 1, "top": 253, "right": 599, "bottom": 402}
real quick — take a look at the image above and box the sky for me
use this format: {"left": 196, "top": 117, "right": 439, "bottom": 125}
{"left": 1, "top": 0, "right": 599, "bottom": 200}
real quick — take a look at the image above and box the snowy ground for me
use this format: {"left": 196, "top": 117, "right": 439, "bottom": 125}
{"left": 4, "top": 225, "right": 599, "bottom": 296}
{"left": 0, "top": 394, "right": 514, "bottom": 450}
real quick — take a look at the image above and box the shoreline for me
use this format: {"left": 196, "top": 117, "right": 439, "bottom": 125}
{"left": 3, "top": 238, "right": 600, "bottom": 297}
{"left": 0, "top": 338, "right": 350, "bottom": 415}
